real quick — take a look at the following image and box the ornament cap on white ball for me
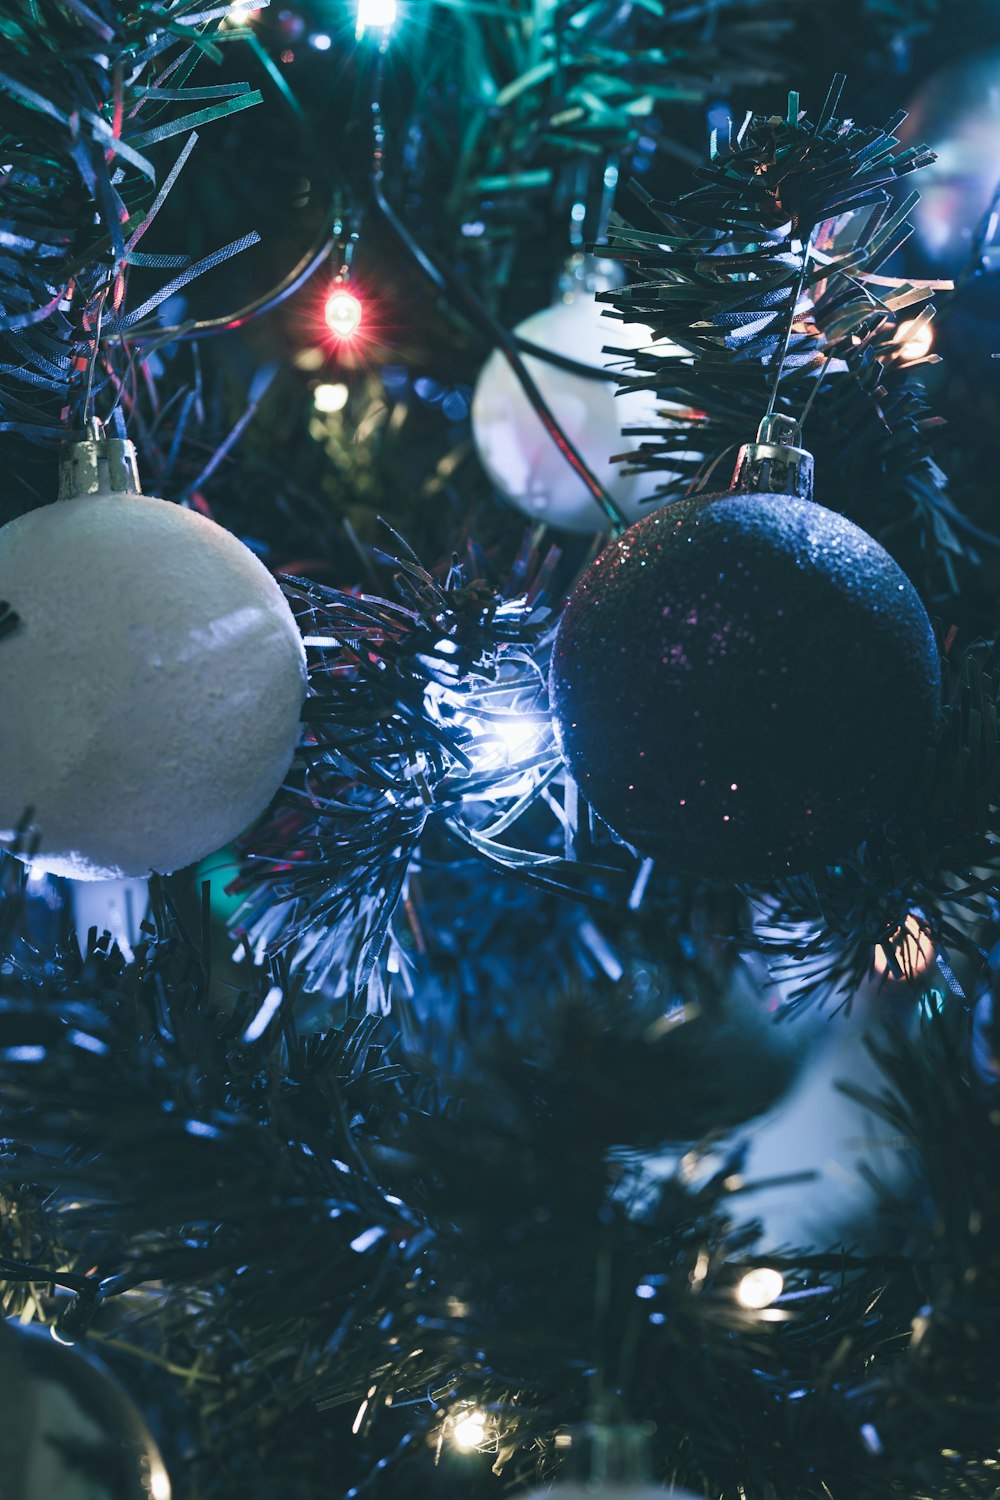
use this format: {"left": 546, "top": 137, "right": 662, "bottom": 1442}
{"left": 57, "top": 415, "right": 144, "bottom": 500}
{"left": 0, "top": 423, "right": 307, "bottom": 880}
{"left": 519, "top": 1489, "right": 692, "bottom": 1499}
{"left": 518, "top": 1412, "right": 691, "bottom": 1499}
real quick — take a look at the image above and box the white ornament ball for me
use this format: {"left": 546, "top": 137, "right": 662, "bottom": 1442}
{"left": 471, "top": 295, "right": 667, "bottom": 533}
{"left": 3, "top": 1322, "right": 171, "bottom": 1500}
{"left": 0, "top": 491, "right": 307, "bottom": 880}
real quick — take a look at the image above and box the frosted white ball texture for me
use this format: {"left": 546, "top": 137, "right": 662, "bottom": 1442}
{"left": 24, "top": 1377, "right": 127, "bottom": 1500}
{"left": 0, "top": 492, "right": 307, "bottom": 880}
{"left": 471, "top": 295, "right": 665, "bottom": 533}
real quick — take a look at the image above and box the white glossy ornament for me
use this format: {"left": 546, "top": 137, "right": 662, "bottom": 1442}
{"left": 0, "top": 431, "right": 307, "bottom": 880}
{"left": 471, "top": 292, "right": 666, "bottom": 533}
{"left": 2, "top": 1323, "right": 171, "bottom": 1500}
{"left": 517, "top": 1416, "right": 690, "bottom": 1500}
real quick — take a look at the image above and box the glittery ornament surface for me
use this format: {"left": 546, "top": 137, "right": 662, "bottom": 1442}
{"left": 550, "top": 492, "right": 941, "bottom": 880}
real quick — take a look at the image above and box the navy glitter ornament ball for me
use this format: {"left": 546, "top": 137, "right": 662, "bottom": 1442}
{"left": 550, "top": 418, "right": 941, "bottom": 881}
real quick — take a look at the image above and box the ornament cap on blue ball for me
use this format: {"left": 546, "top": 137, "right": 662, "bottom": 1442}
{"left": 550, "top": 414, "right": 941, "bottom": 881}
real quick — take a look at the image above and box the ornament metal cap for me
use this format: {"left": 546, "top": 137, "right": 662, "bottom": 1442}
{"left": 557, "top": 251, "right": 626, "bottom": 301}
{"left": 561, "top": 1401, "right": 655, "bottom": 1485}
{"left": 731, "top": 412, "right": 814, "bottom": 502}
{"left": 58, "top": 416, "right": 142, "bottom": 500}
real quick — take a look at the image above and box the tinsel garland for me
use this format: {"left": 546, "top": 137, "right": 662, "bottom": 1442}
{"left": 0, "top": 879, "right": 997, "bottom": 1499}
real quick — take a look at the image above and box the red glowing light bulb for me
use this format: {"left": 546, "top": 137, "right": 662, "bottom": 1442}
{"left": 324, "top": 286, "right": 363, "bottom": 340}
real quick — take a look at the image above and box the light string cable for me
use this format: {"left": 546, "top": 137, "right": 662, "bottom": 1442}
{"left": 115, "top": 15, "right": 640, "bottom": 408}
{"left": 763, "top": 78, "right": 841, "bottom": 428}
{"left": 112, "top": 13, "right": 342, "bottom": 348}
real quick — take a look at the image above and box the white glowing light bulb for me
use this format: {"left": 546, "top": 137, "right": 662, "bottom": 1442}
{"left": 356, "top": 0, "right": 397, "bottom": 38}
{"left": 313, "top": 381, "right": 350, "bottom": 413}
{"left": 324, "top": 287, "right": 363, "bottom": 340}
{"left": 451, "top": 1409, "right": 488, "bottom": 1449}
{"left": 493, "top": 713, "right": 543, "bottom": 759}
{"left": 736, "top": 1267, "right": 785, "bottom": 1309}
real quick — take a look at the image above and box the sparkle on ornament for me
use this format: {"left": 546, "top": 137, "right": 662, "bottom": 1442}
{"left": 736, "top": 1267, "right": 785, "bottom": 1309}
{"left": 324, "top": 287, "right": 363, "bottom": 340}
{"left": 313, "top": 381, "right": 350, "bottom": 413}
{"left": 451, "top": 1408, "right": 488, "bottom": 1450}
{"left": 874, "top": 912, "right": 935, "bottom": 981}
{"left": 356, "top": 0, "right": 397, "bottom": 38}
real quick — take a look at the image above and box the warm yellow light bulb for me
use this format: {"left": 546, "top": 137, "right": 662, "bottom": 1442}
{"left": 451, "top": 1409, "right": 488, "bottom": 1449}
{"left": 874, "top": 913, "right": 935, "bottom": 981}
{"left": 313, "top": 381, "right": 349, "bottom": 413}
{"left": 150, "top": 1467, "right": 172, "bottom": 1500}
{"left": 736, "top": 1267, "right": 784, "bottom": 1309}
{"left": 894, "top": 320, "right": 934, "bottom": 362}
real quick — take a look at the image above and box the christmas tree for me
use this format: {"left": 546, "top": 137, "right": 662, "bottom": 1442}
{"left": 3, "top": 2, "right": 1000, "bottom": 1497}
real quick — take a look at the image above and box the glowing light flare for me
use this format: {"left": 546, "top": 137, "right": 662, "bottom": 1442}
{"left": 894, "top": 319, "right": 935, "bottom": 362}
{"left": 450, "top": 1408, "right": 488, "bottom": 1450}
{"left": 313, "top": 381, "right": 349, "bottom": 413}
{"left": 736, "top": 1267, "right": 785, "bottom": 1309}
{"left": 421, "top": 676, "right": 549, "bottom": 800}
{"left": 219, "top": 1, "right": 261, "bottom": 28}
{"left": 874, "top": 912, "right": 935, "bottom": 981}
{"left": 324, "top": 286, "right": 363, "bottom": 341}
{"left": 356, "top": 0, "right": 397, "bottom": 39}
{"left": 491, "top": 711, "right": 545, "bottom": 760}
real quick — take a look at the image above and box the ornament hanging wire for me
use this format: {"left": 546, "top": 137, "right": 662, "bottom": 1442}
{"left": 366, "top": 42, "right": 630, "bottom": 533}
{"left": 109, "top": 50, "right": 631, "bottom": 405}
{"left": 761, "top": 80, "right": 842, "bottom": 426}
{"left": 80, "top": 281, "right": 111, "bottom": 430}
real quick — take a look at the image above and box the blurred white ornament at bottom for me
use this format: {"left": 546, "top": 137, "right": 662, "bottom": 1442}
{"left": 519, "top": 1488, "right": 696, "bottom": 1499}
{"left": 737, "top": 977, "right": 916, "bottom": 1251}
